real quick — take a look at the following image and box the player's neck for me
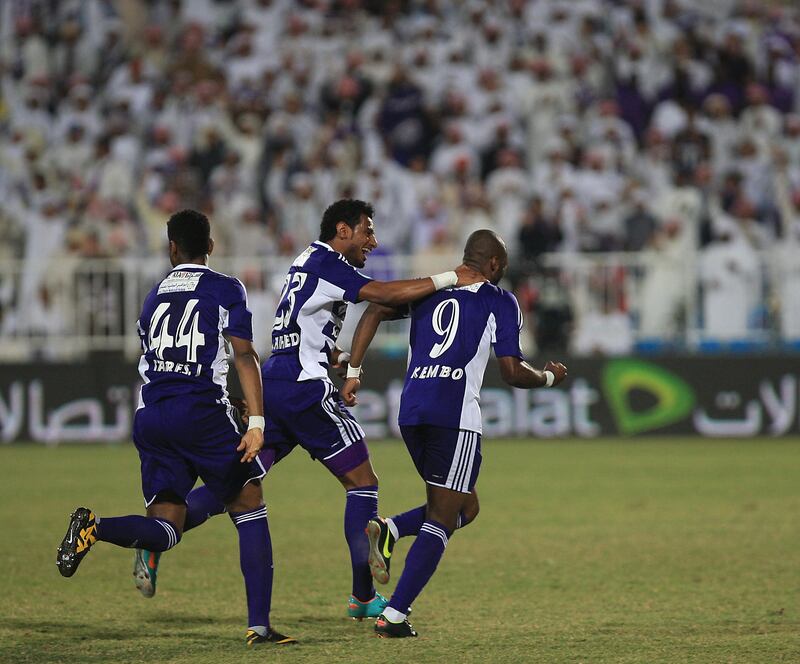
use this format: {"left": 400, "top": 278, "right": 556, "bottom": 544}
{"left": 325, "top": 239, "right": 358, "bottom": 263}
{"left": 172, "top": 255, "right": 209, "bottom": 268}
{"left": 462, "top": 260, "right": 488, "bottom": 279}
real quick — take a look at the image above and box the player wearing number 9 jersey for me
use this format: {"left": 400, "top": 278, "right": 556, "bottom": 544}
{"left": 56, "top": 210, "right": 296, "bottom": 647}
{"left": 341, "top": 229, "right": 568, "bottom": 638}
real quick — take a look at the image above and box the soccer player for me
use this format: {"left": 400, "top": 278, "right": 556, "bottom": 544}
{"left": 132, "top": 199, "right": 482, "bottom": 620}
{"left": 340, "top": 229, "right": 568, "bottom": 637}
{"left": 56, "top": 209, "right": 296, "bottom": 647}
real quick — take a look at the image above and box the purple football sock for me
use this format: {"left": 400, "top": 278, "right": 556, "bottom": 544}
{"left": 96, "top": 515, "right": 180, "bottom": 551}
{"left": 391, "top": 506, "right": 470, "bottom": 538}
{"left": 345, "top": 485, "right": 378, "bottom": 602}
{"left": 230, "top": 505, "right": 273, "bottom": 629}
{"left": 184, "top": 484, "right": 226, "bottom": 532}
{"left": 390, "top": 505, "right": 426, "bottom": 538}
{"left": 388, "top": 519, "right": 451, "bottom": 615}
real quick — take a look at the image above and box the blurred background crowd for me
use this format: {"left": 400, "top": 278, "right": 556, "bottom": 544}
{"left": 1, "top": 0, "right": 800, "bottom": 358}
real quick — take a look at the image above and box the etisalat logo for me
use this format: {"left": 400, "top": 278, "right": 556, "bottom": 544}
{"left": 601, "top": 359, "right": 798, "bottom": 436}
{"left": 602, "top": 359, "right": 695, "bottom": 435}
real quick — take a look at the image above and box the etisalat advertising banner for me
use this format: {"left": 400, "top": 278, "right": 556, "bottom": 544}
{"left": 0, "top": 357, "right": 799, "bottom": 443}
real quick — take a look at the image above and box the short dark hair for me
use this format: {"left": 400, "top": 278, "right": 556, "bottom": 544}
{"left": 319, "top": 199, "right": 374, "bottom": 241}
{"left": 167, "top": 209, "right": 211, "bottom": 258}
{"left": 463, "top": 229, "right": 507, "bottom": 264}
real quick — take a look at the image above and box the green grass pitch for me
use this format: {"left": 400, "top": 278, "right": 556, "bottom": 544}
{"left": 1, "top": 439, "right": 799, "bottom": 663}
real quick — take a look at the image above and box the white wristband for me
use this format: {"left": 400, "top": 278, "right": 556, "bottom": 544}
{"left": 247, "top": 415, "right": 265, "bottom": 431}
{"left": 346, "top": 365, "right": 362, "bottom": 379}
{"left": 543, "top": 370, "right": 555, "bottom": 388}
{"left": 337, "top": 350, "right": 351, "bottom": 363}
{"left": 431, "top": 271, "right": 458, "bottom": 290}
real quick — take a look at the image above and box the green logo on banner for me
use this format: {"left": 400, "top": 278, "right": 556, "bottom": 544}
{"left": 602, "top": 359, "right": 695, "bottom": 435}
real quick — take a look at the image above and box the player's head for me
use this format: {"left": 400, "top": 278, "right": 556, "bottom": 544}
{"left": 319, "top": 198, "right": 377, "bottom": 268}
{"left": 463, "top": 229, "right": 508, "bottom": 285}
{"left": 167, "top": 209, "right": 214, "bottom": 266}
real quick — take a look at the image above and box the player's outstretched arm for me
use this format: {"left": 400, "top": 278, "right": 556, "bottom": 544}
{"left": 340, "top": 302, "right": 401, "bottom": 406}
{"left": 497, "top": 357, "right": 568, "bottom": 389}
{"left": 229, "top": 336, "right": 264, "bottom": 462}
{"left": 357, "top": 264, "right": 484, "bottom": 307}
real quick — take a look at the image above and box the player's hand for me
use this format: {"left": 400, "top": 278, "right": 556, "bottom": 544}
{"left": 237, "top": 428, "right": 263, "bottom": 463}
{"left": 341, "top": 377, "right": 361, "bottom": 406}
{"left": 544, "top": 360, "right": 568, "bottom": 386}
{"left": 454, "top": 263, "right": 486, "bottom": 287}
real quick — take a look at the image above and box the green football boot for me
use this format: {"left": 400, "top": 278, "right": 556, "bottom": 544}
{"left": 347, "top": 592, "right": 389, "bottom": 620}
{"left": 133, "top": 548, "right": 161, "bottom": 598}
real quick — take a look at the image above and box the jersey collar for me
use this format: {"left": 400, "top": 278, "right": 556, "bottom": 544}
{"left": 171, "top": 263, "right": 211, "bottom": 271}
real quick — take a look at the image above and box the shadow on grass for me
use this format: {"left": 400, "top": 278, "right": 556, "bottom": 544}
{"left": 0, "top": 615, "right": 231, "bottom": 643}
{"left": 140, "top": 611, "right": 241, "bottom": 627}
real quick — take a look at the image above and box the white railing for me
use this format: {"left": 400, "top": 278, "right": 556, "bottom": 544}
{"left": 0, "top": 250, "right": 795, "bottom": 362}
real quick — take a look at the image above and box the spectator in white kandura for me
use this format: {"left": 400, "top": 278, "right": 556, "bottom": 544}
{"left": 699, "top": 229, "right": 760, "bottom": 340}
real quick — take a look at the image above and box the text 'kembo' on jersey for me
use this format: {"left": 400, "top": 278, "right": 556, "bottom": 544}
{"left": 137, "top": 264, "right": 253, "bottom": 407}
{"left": 399, "top": 282, "right": 524, "bottom": 433}
{"left": 263, "top": 241, "right": 372, "bottom": 382}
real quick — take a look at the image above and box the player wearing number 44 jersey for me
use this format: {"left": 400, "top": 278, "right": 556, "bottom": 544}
{"left": 132, "top": 199, "right": 485, "bottom": 622}
{"left": 56, "top": 210, "right": 295, "bottom": 647}
{"left": 341, "top": 229, "right": 568, "bottom": 637}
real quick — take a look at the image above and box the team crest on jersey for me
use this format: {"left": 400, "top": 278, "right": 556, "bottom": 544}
{"left": 158, "top": 271, "right": 202, "bottom": 294}
{"left": 292, "top": 245, "right": 317, "bottom": 267}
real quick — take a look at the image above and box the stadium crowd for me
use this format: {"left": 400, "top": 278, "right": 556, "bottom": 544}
{"left": 1, "top": 0, "right": 800, "bottom": 353}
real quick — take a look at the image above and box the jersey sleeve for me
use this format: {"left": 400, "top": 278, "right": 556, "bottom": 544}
{"left": 492, "top": 290, "right": 524, "bottom": 359}
{"left": 222, "top": 278, "right": 253, "bottom": 341}
{"left": 318, "top": 253, "right": 373, "bottom": 303}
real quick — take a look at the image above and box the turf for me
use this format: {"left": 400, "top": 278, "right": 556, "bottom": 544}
{"left": 1, "top": 439, "right": 798, "bottom": 664}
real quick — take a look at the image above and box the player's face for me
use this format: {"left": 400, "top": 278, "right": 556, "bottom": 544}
{"left": 346, "top": 215, "right": 378, "bottom": 268}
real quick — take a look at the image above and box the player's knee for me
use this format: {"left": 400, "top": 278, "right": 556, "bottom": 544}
{"left": 338, "top": 464, "right": 378, "bottom": 490}
{"left": 226, "top": 482, "right": 264, "bottom": 513}
{"left": 459, "top": 502, "right": 479, "bottom": 528}
{"left": 426, "top": 506, "right": 459, "bottom": 532}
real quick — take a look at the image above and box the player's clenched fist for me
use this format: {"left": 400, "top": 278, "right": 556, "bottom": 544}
{"left": 341, "top": 377, "right": 360, "bottom": 406}
{"left": 544, "top": 360, "right": 568, "bottom": 386}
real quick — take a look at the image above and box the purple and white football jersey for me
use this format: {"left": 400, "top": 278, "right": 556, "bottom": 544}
{"left": 137, "top": 264, "right": 253, "bottom": 407}
{"left": 262, "top": 242, "right": 372, "bottom": 382}
{"left": 398, "top": 282, "right": 523, "bottom": 433}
